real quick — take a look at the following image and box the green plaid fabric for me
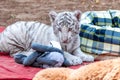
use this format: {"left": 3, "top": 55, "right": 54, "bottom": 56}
{"left": 80, "top": 10, "right": 120, "bottom": 54}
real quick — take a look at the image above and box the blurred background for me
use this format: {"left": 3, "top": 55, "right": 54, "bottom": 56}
{"left": 0, "top": 0, "right": 119, "bottom": 27}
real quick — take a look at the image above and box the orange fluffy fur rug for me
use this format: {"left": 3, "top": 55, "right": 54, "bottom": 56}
{"left": 33, "top": 58, "right": 120, "bottom": 80}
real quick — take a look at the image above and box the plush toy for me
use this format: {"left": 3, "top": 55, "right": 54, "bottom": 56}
{"left": 33, "top": 58, "right": 120, "bottom": 80}
{"left": 14, "top": 41, "right": 70, "bottom": 68}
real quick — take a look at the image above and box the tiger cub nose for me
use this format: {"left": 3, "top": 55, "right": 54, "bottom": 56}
{"left": 62, "top": 39, "right": 68, "bottom": 43}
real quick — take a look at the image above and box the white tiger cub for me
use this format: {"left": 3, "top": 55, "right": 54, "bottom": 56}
{"left": 0, "top": 10, "right": 94, "bottom": 66}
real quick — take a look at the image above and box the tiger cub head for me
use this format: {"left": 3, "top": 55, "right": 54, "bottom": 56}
{"left": 49, "top": 10, "right": 81, "bottom": 44}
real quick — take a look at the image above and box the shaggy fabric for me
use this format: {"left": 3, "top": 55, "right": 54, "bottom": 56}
{"left": 33, "top": 58, "right": 120, "bottom": 80}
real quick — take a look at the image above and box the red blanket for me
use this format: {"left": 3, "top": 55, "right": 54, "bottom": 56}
{"left": 0, "top": 27, "right": 91, "bottom": 80}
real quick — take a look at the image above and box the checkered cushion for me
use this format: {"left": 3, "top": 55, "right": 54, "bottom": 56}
{"left": 80, "top": 10, "right": 120, "bottom": 54}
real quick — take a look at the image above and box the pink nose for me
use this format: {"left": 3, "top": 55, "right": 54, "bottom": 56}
{"left": 62, "top": 39, "right": 68, "bottom": 43}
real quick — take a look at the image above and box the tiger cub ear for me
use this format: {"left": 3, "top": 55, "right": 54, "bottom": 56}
{"left": 74, "top": 10, "right": 82, "bottom": 21}
{"left": 49, "top": 11, "right": 57, "bottom": 22}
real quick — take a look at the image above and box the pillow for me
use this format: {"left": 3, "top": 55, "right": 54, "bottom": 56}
{"left": 80, "top": 10, "right": 120, "bottom": 55}
{"left": 80, "top": 23, "right": 120, "bottom": 54}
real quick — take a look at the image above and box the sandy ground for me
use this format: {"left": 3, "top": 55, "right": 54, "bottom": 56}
{"left": 0, "top": 0, "right": 120, "bottom": 27}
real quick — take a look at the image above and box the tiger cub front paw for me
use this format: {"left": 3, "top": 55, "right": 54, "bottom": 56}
{"left": 66, "top": 56, "right": 83, "bottom": 66}
{"left": 80, "top": 54, "right": 94, "bottom": 62}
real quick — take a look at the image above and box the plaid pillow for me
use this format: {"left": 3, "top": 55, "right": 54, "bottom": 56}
{"left": 109, "top": 10, "right": 120, "bottom": 27}
{"left": 80, "top": 24, "right": 120, "bottom": 54}
{"left": 80, "top": 10, "right": 120, "bottom": 55}
{"left": 92, "top": 11, "right": 112, "bottom": 26}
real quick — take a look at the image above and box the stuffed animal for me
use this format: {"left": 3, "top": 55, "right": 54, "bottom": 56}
{"left": 14, "top": 41, "right": 70, "bottom": 68}
{"left": 33, "top": 58, "right": 120, "bottom": 80}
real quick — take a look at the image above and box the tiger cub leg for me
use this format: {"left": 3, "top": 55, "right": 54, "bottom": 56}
{"left": 64, "top": 51, "right": 83, "bottom": 65}
{"left": 73, "top": 48, "right": 94, "bottom": 62}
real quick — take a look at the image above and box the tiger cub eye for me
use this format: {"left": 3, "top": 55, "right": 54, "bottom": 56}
{"left": 68, "top": 28, "right": 72, "bottom": 31}
{"left": 58, "top": 28, "right": 61, "bottom": 31}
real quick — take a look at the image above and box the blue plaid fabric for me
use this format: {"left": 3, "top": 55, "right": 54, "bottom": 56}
{"left": 80, "top": 10, "right": 120, "bottom": 55}
{"left": 80, "top": 11, "right": 112, "bottom": 26}
{"left": 109, "top": 10, "right": 120, "bottom": 27}
{"left": 92, "top": 11, "right": 112, "bottom": 26}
